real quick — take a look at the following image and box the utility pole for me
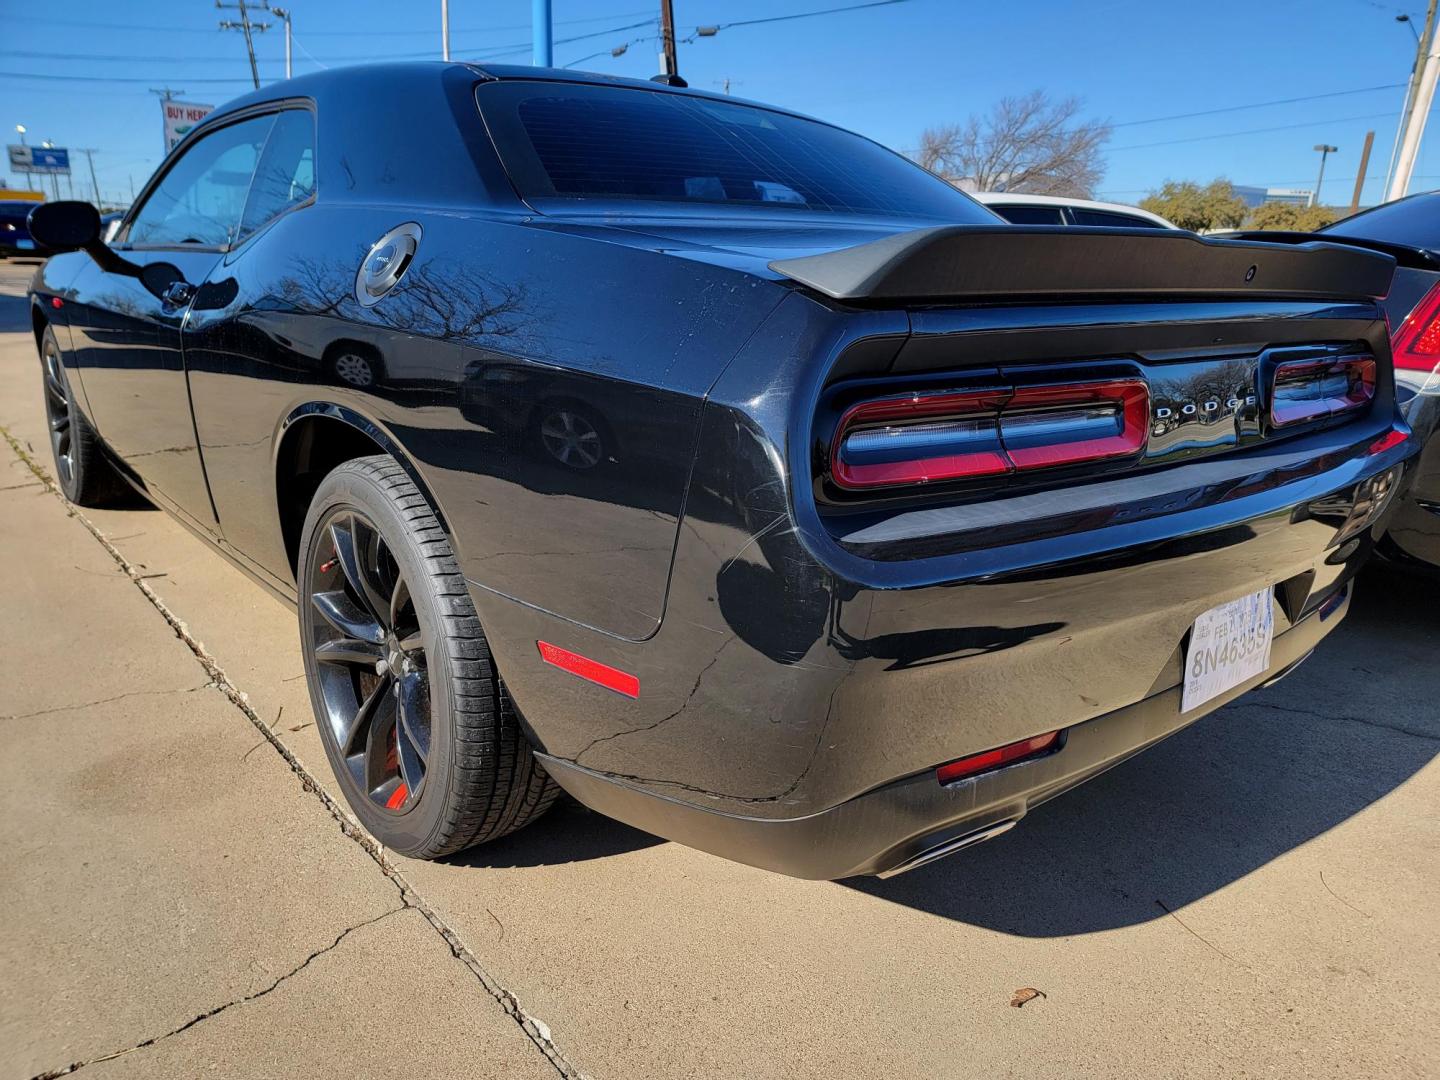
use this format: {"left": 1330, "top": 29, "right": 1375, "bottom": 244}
{"left": 1350, "top": 130, "right": 1375, "bottom": 213}
{"left": 441, "top": 0, "right": 450, "bottom": 60}
{"left": 1311, "top": 144, "right": 1337, "bottom": 207}
{"left": 272, "top": 6, "right": 292, "bottom": 78}
{"left": 1391, "top": 11, "right": 1440, "bottom": 200}
{"left": 1383, "top": 9, "right": 1432, "bottom": 197}
{"left": 714, "top": 77, "right": 742, "bottom": 95}
{"left": 533, "top": 0, "right": 553, "bottom": 66}
{"left": 217, "top": 0, "right": 272, "bottom": 90}
{"left": 78, "top": 148, "right": 101, "bottom": 206}
{"left": 655, "top": 0, "right": 685, "bottom": 86}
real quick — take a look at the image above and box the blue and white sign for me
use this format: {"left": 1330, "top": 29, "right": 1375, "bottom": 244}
{"left": 7, "top": 144, "right": 71, "bottom": 175}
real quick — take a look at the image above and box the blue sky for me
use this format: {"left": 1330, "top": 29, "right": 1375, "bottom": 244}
{"left": 3, "top": 0, "right": 1436, "bottom": 208}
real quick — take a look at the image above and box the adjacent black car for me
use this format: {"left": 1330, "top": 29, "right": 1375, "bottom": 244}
{"left": 1, "top": 199, "right": 44, "bottom": 257}
{"left": 1226, "top": 193, "right": 1440, "bottom": 572}
{"left": 26, "top": 63, "right": 1417, "bottom": 879}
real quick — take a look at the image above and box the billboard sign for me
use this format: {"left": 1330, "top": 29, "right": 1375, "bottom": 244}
{"left": 163, "top": 100, "right": 214, "bottom": 153}
{"left": 8, "top": 144, "right": 70, "bottom": 175}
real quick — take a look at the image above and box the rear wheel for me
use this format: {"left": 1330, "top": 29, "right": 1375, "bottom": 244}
{"left": 298, "top": 455, "right": 558, "bottom": 858}
{"left": 39, "top": 325, "right": 126, "bottom": 506}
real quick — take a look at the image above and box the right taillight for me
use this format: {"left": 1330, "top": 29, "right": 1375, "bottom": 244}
{"left": 1391, "top": 281, "right": 1440, "bottom": 374}
{"left": 1270, "top": 355, "right": 1376, "bottom": 427}
{"left": 830, "top": 379, "right": 1149, "bottom": 491}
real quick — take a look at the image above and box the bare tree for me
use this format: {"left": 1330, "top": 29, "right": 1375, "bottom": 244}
{"left": 916, "top": 91, "right": 1111, "bottom": 198}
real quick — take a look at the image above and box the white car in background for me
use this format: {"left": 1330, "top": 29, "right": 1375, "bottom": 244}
{"left": 974, "top": 191, "right": 1177, "bottom": 229}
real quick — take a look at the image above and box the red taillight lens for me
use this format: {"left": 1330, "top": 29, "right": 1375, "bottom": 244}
{"left": 936, "top": 730, "right": 1061, "bottom": 785}
{"left": 831, "top": 379, "right": 1149, "bottom": 491}
{"left": 831, "top": 389, "right": 1010, "bottom": 489}
{"left": 1392, "top": 281, "right": 1440, "bottom": 374}
{"left": 1270, "top": 356, "right": 1376, "bottom": 427}
{"left": 1002, "top": 380, "right": 1149, "bottom": 470}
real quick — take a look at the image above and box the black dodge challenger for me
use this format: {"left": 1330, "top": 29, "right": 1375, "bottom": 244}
{"left": 26, "top": 63, "right": 1417, "bottom": 879}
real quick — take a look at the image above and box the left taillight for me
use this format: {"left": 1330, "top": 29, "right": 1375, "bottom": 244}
{"left": 830, "top": 379, "right": 1148, "bottom": 491}
{"left": 1392, "top": 281, "right": 1440, "bottom": 376}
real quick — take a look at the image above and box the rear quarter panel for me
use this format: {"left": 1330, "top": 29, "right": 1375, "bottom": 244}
{"left": 181, "top": 202, "right": 787, "bottom": 638}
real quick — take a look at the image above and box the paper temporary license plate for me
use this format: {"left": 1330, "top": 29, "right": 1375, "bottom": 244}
{"left": 16, "top": 239, "right": 34, "bottom": 250}
{"left": 1181, "top": 588, "right": 1274, "bottom": 713}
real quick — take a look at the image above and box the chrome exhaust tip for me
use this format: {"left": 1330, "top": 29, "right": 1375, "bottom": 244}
{"left": 875, "top": 819, "right": 1018, "bottom": 879}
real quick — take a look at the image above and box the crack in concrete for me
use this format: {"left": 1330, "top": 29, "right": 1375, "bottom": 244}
{"left": 1, "top": 683, "right": 214, "bottom": 721}
{"left": 1235, "top": 697, "right": 1439, "bottom": 742}
{"left": 29, "top": 907, "right": 405, "bottom": 1079}
{"left": 1, "top": 422, "right": 587, "bottom": 1080}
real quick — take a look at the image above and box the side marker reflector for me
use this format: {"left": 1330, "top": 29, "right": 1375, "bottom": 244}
{"left": 936, "top": 730, "right": 1061, "bottom": 785}
{"left": 1369, "top": 429, "right": 1407, "bottom": 456}
{"left": 537, "top": 641, "right": 640, "bottom": 698}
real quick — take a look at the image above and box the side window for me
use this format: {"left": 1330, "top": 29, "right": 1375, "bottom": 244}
{"left": 1071, "top": 208, "right": 1166, "bottom": 229}
{"left": 993, "top": 204, "right": 1066, "bottom": 225}
{"left": 126, "top": 114, "right": 275, "bottom": 247}
{"left": 239, "top": 110, "right": 316, "bottom": 239}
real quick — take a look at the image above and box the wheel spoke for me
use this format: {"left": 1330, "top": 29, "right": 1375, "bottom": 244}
{"left": 342, "top": 674, "right": 390, "bottom": 756}
{"left": 314, "top": 637, "right": 384, "bottom": 668}
{"left": 50, "top": 412, "right": 70, "bottom": 434}
{"left": 311, "top": 589, "right": 384, "bottom": 644}
{"left": 389, "top": 575, "right": 411, "bottom": 632}
{"left": 363, "top": 689, "right": 399, "bottom": 792}
{"left": 330, "top": 515, "right": 390, "bottom": 628}
{"left": 396, "top": 670, "right": 429, "bottom": 765}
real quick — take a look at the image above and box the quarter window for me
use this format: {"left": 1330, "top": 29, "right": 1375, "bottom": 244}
{"left": 240, "top": 109, "right": 316, "bottom": 238}
{"left": 993, "top": 204, "right": 1066, "bottom": 225}
{"left": 126, "top": 114, "right": 275, "bottom": 247}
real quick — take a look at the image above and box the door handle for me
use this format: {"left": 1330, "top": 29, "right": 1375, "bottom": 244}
{"left": 162, "top": 281, "right": 194, "bottom": 307}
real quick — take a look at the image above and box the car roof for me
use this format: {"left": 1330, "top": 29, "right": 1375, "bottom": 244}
{"left": 972, "top": 191, "right": 1176, "bottom": 228}
{"left": 207, "top": 60, "right": 816, "bottom": 128}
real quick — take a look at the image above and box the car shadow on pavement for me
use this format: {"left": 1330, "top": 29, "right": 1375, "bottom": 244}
{"left": 841, "top": 565, "right": 1440, "bottom": 933}
{"left": 444, "top": 797, "right": 663, "bottom": 870}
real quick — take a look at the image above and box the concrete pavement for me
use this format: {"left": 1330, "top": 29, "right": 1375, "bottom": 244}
{"left": 2, "top": 258, "right": 1438, "bottom": 1078}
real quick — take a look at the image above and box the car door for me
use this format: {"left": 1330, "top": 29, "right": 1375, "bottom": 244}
{"left": 65, "top": 112, "right": 277, "bottom": 532}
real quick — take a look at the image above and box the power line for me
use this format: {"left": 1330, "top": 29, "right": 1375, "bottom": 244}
{"left": 1111, "top": 83, "right": 1407, "bottom": 128}
{"left": 1110, "top": 110, "right": 1399, "bottom": 151}
{"left": 11, "top": 8, "right": 655, "bottom": 37}
{"left": 0, "top": 71, "right": 256, "bottom": 84}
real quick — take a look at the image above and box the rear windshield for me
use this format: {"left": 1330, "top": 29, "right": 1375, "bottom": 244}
{"left": 478, "top": 81, "right": 993, "bottom": 222}
{"left": 1322, "top": 193, "right": 1440, "bottom": 251}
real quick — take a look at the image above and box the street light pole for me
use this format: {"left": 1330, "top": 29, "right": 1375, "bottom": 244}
{"left": 272, "top": 6, "right": 292, "bottom": 78}
{"left": 533, "top": 0, "right": 552, "bottom": 66}
{"left": 1390, "top": 13, "right": 1440, "bottom": 200}
{"left": 1387, "top": 1, "right": 1439, "bottom": 199}
{"left": 1311, "top": 144, "right": 1338, "bottom": 208}
{"left": 441, "top": 0, "right": 450, "bottom": 60}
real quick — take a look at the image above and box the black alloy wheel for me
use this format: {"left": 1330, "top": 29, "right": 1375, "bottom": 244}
{"left": 40, "top": 328, "right": 75, "bottom": 491}
{"left": 38, "top": 325, "right": 125, "bottom": 506}
{"left": 307, "top": 507, "right": 430, "bottom": 814}
{"left": 299, "top": 455, "right": 558, "bottom": 858}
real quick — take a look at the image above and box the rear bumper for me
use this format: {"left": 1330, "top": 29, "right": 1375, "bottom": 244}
{"left": 539, "top": 588, "right": 1350, "bottom": 879}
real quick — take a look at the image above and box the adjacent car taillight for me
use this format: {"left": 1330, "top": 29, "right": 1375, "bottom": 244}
{"left": 1391, "top": 281, "right": 1440, "bottom": 375}
{"left": 830, "top": 379, "right": 1148, "bottom": 490}
{"left": 1269, "top": 355, "right": 1376, "bottom": 428}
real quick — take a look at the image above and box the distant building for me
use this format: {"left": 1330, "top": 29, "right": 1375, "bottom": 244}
{"left": 1235, "top": 185, "right": 1312, "bottom": 208}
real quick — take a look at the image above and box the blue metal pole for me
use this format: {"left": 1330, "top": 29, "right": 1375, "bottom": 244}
{"left": 533, "top": 0, "right": 553, "bottom": 66}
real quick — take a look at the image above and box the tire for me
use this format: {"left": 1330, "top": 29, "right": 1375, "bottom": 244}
{"left": 38, "top": 324, "right": 126, "bottom": 506}
{"left": 298, "top": 454, "right": 558, "bottom": 858}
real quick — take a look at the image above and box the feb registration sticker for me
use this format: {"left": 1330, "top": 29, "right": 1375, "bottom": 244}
{"left": 1182, "top": 588, "right": 1275, "bottom": 713}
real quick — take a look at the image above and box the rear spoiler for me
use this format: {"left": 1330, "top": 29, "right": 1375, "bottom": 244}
{"left": 767, "top": 225, "right": 1395, "bottom": 304}
{"left": 1213, "top": 229, "right": 1440, "bottom": 273}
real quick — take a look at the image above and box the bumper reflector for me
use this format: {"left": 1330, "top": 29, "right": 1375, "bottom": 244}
{"left": 936, "top": 730, "right": 1061, "bottom": 785}
{"left": 537, "top": 641, "right": 640, "bottom": 698}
